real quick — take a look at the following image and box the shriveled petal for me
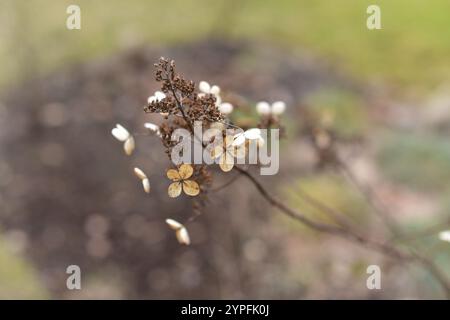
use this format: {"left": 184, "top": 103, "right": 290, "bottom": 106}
{"left": 219, "top": 154, "right": 234, "bottom": 172}
{"left": 142, "top": 178, "right": 151, "bottom": 193}
{"left": 111, "top": 124, "right": 130, "bottom": 141}
{"left": 134, "top": 167, "right": 147, "bottom": 180}
{"left": 124, "top": 136, "right": 135, "bottom": 155}
{"left": 232, "top": 133, "right": 246, "bottom": 147}
{"left": 178, "top": 163, "right": 194, "bottom": 179}
{"left": 182, "top": 180, "right": 200, "bottom": 196}
{"left": 199, "top": 81, "right": 210, "bottom": 93}
{"left": 256, "top": 101, "right": 271, "bottom": 115}
{"left": 210, "top": 85, "right": 220, "bottom": 96}
{"left": 167, "top": 169, "right": 181, "bottom": 181}
{"left": 219, "top": 102, "right": 233, "bottom": 114}
{"left": 176, "top": 227, "right": 190, "bottom": 245}
{"left": 166, "top": 218, "right": 183, "bottom": 230}
{"left": 244, "top": 128, "right": 262, "bottom": 140}
{"left": 168, "top": 182, "right": 182, "bottom": 198}
{"left": 271, "top": 101, "right": 286, "bottom": 115}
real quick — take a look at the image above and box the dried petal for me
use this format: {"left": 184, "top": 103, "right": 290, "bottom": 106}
{"left": 165, "top": 218, "right": 183, "bottom": 230}
{"left": 178, "top": 164, "right": 193, "bottom": 179}
{"left": 232, "top": 133, "right": 246, "bottom": 147}
{"left": 134, "top": 167, "right": 147, "bottom": 180}
{"left": 168, "top": 182, "right": 182, "bottom": 198}
{"left": 176, "top": 227, "right": 190, "bottom": 245}
{"left": 142, "top": 178, "right": 151, "bottom": 193}
{"left": 211, "top": 145, "right": 224, "bottom": 159}
{"left": 167, "top": 169, "right": 181, "bottom": 181}
{"left": 219, "top": 153, "right": 234, "bottom": 172}
{"left": 182, "top": 180, "right": 200, "bottom": 196}
{"left": 154, "top": 91, "right": 166, "bottom": 100}
{"left": 111, "top": 124, "right": 130, "bottom": 141}
{"left": 124, "top": 136, "right": 135, "bottom": 155}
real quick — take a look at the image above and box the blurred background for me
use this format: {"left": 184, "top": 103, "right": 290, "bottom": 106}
{"left": 0, "top": 0, "right": 449, "bottom": 299}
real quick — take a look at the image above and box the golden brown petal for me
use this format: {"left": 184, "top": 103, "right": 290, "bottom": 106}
{"left": 182, "top": 180, "right": 200, "bottom": 196}
{"left": 168, "top": 182, "right": 182, "bottom": 198}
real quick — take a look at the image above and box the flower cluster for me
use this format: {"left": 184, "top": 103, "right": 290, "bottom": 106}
{"left": 111, "top": 57, "right": 286, "bottom": 245}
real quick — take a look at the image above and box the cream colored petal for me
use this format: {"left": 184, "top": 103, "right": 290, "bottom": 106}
{"left": 166, "top": 219, "right": 183, "bottom": 230}
{"left": 199, "top": 81, "right": 210, "bottom": 93}
{"left": 167, "top": 169, "right": 181, "bottom": 181}
{"left": 210, "top": 85, "right": 220, "bottom": 95}
{"left": 244, "top": 128, "right": 262, "bottom": 140}
{"left": 178, "top": 163, "right": 194, "bottom": 179}
{"left": 176, "top": 227, "right": 191, "bottom": 245}
{"left": 134, "top": 167, "right": 147, "bottom": 180}
{"left": 219, "top": 153, "right": 234, "bottom": 172}
{"left": 111, "top": 124, "right": 130, "bottom": 141}
{"left": 271, "top": 101, "right": 286, "bottom": 115}
{"left": 124, "top": 136, "right": 135, "bottom": 155}
{"left": 182, "top": 180, "right": 200, "bottom": 196}
{"left": 142, "top": 178, "right": 150, "bottom": 193}
{"left": 256, "top": 101, "right": 271, "bottom": 115}
{"left": 232, "top": 133, "right": 246, "bottom": 146}
{"left": 168, "top": 182, "right": 182, "bottom": 198}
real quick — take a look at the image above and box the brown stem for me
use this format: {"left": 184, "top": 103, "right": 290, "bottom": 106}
{"left": 233, "top": 166, "right": 450, "bottom": 298}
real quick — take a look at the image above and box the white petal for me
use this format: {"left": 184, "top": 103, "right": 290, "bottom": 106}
{"left": 134, "top": 167, "right": 147, "bottom": 180}
{"left": 219, "top": 102, "right": 233, "bottom": 114}
{"left": 256, "top": 101, "right": 271, "bottom": 115}
{"left": 142, "top": 178, "right": 151, "bottom": 193}
{"left": 199, "top": 81, "right": 210, "bottom": 93}
{"left": 244, "top": 128, "right": 262, "bottom": 140}
{"left": 111, "top": 124, "right": 130, "bottom": 141}
{"left": 144, "top": 122, "right": 160, "bottom": 133}
{"left": 124, "top": 136, "right": 135, "bottom": 155}
{"left": 210, "top": 85, "right": 220, "bottom": 96}
{"left": 439, "top": 231, "right": 450, "bottom": 242}
{"left": 271, "top": 101, "right": 286, "bottom": 115}
{"left": 154, "top": 91, "right": 166, "bottom": 100}
{"left": 176, "top": 227, "right": 190, "bottom": 245}
{"left": 166, "top": 218, "right": 183, "bottom": 230}
{"left": 147, "top": 95, "right": 156, "bottom": 104}
{"left": 232, "top": 133, "right": 246, "bottom": 146}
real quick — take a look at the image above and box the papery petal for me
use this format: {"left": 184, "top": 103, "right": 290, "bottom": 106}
{"left": 178, "top": 163, "right": 194, "bottom": 179}
{"left": 112, "top": 124, "right": 130, "bottom": 141}
{"left": 142, "top": 178, "right": 151, "bottom": 193}
{"left": 168, "top": 182, "right": 182, "bottom": 198}
{"left": 166, "top": 218, "right": 183, "bottom": 230}
{"left": 182, "top": 180, "right": 200, "bottom": 196}
{"left": 144, "top": 122, "right": 160, "bottom": 132}
{"left": 134, "top": 167, "right": 147, "bottom": 180}
{"left": 199, "top": 81, "right": 210, "bottom": 93}
{"left": 124, "top": 136, "right": 135, "bottom": 155}
{"left": 219, "top": 154, "right": 234, "bottom": 172}
{"left": 219, "top": 102, "right": 233, "bottom": 114}
{"left": 233, "top": 144, "right": 247, "bottom": 159}
{"left": 271, "top": 101, "right": 286, "bottom": 115}
{"left": 256, "top": 101, "right": 271, "bottom": 115}
{"left": 176, "top": 227, "right": 191, "bottom": 245}
{"left": 167, "top": 169, "right": 181, "bottom": 181}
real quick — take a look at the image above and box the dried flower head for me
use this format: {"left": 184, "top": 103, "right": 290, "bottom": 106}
{"left": 167, "top": 164, "right": 200, "bottom": 197}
